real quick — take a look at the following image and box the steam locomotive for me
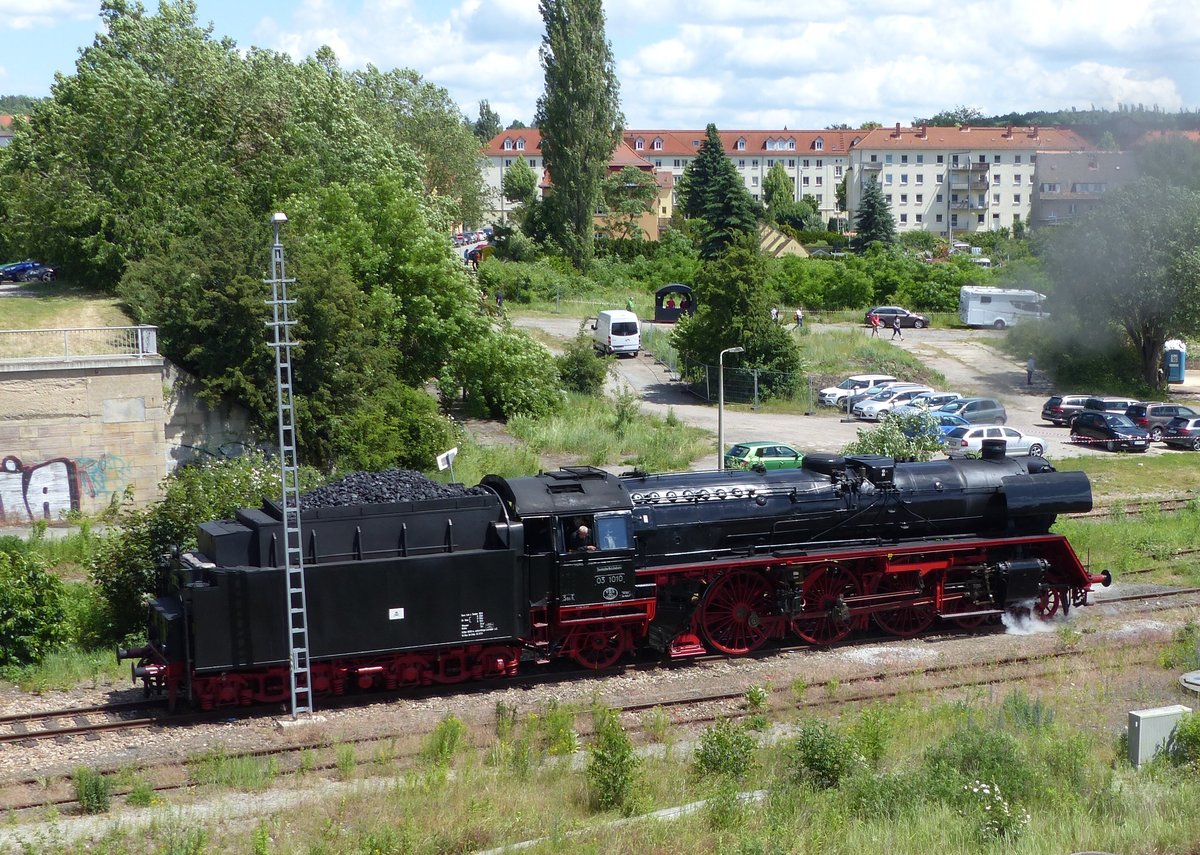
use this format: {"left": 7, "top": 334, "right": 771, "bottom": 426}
{"left": 120, "top": 446, "right": 1109, "bottom": 709}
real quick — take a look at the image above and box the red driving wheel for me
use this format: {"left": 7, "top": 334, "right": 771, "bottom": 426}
{"left": 793, "top": 565, "right": 861, "bottom": 646}
{"left": 873, "top": 572, "right": 935, "bottom": 638}
{"left": 568, "top": 630, "right": 626, "bottom": 670}
{"left": 698, "top": 569, "right": 776, "bottom": 655}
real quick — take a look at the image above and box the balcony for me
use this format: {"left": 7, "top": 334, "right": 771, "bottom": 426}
{"left": 949, "top": 161, "right": 990, "bottom": 172}
{"left": 951, "top": 198, "right": 989, "bottom": 210}
{"left": 861, "top": 161, "right": 883, "bottom": 170}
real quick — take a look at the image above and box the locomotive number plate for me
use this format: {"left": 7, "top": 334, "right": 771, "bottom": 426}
{"left": 388, "top": 607, "right": 405, "bottom": 620}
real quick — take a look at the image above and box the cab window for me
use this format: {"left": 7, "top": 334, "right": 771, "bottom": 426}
{"left": 593, "top": 512, "right": 633, "bottom": 551}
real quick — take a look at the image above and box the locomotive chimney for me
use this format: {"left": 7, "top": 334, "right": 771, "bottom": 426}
{"left": 981, "top": 438, "right": 1007, "bottom": 461}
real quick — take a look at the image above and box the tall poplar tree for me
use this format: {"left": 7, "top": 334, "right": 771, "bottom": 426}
{"left": 534, "top": 0, "right": 623, "bottom": 269}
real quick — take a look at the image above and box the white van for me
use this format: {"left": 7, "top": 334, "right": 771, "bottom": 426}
{"left": 592, "top": 309, "right": 641, "bottom": 357}
{"left": 958, "top": 286, "right": 1048, "bottom": 330}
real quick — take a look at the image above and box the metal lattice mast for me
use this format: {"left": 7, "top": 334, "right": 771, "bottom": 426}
{"left": 266, "top": 212, "right": 312, "bottom": 717}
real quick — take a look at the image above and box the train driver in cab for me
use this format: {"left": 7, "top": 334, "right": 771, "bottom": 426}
{"left": 569, "top": 522, "right": 597, "bottom": 552}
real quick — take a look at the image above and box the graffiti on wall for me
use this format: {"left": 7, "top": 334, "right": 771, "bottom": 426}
{"left": 0, "top": 453, "right": 130, "bottom": 523}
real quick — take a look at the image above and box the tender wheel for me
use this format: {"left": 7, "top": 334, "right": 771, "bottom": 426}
{"left": 1150, "top": 427, "right": 1164, "bottom": 442}
{"left": 873, "top": 572, "right": 935, "bottom": 638}
{"left": 698, "top": 569, "right": 776, "bottom": 655}
{"left": 793, "top": 565, "right": 861, "bottom": 646}
{"left": 1028, "top": 443, "right": 1044, "bottom": 456}
{"left": 568, "top": 631, "right": 626, "bottom": 670}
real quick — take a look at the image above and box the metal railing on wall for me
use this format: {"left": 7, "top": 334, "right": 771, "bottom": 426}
{"left": 0, "top": 326, "right": 158, "bottom": 360}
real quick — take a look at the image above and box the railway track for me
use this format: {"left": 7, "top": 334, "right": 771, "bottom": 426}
{"left": 3, "top": 585, "right": 1198, "bottom": 815}
{"left": 0, "top": 699, "right": 170, "bottom": 746}
{"left": 1074, "top": 496, "right": 1198, "bottom": 521}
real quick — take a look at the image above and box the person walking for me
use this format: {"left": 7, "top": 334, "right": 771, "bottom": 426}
{"left": 891, "top": 315, "right": 902, "bottom": 340}
{"left": 770, "top": 306, "right": 779, "bottom": 324}
{"left": 1026, "top": 355, "right": 1035, "bottom": 386}
{"left": 625, "top": 296, "right": 635, "bottom": 313}
{"left": 794, "top": 307, "right": 804, "bottom": 328}
{"left": 869, "top": 312, "right": 880, "bottom": 337}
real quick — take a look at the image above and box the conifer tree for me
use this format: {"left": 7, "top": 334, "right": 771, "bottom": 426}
{"left": 851, "top": 177, "right": 896, "bottom": 251}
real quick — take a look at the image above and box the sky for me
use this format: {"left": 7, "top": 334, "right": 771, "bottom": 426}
{"left": 2, "top": 0, "right": 1197, "bottom": 130}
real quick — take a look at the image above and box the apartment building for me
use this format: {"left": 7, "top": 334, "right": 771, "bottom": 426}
{"left": 846, "top": 124, "right": 1093, "bottom": 237}
{"left": 482, "top": 127, "right": 861, "bottom": 227}
{"left": 1031, "top": 150, "right": 1139, "bottom": 227}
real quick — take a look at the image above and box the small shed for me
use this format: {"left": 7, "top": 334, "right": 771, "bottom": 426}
{"left": 654, "top": 284, "right": 695, "bottom": 324}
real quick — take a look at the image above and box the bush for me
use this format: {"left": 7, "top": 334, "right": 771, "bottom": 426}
{"left": 787, "top": 719, "right": 859, "bottom": 789}
{"left": 556, "top": 330, "right": 609, "bottom": 395}
{"left": 422, "top": 715, "right": 466, "bottom": 767}
{"left": 74, "top": 766, "right": 111, "bottom": 814}
{"left": 0, "top": 547, "right": 67, "bottom": 667}
{"left": 586, "top": 706, "right": 640, "bottom": 813}
{"left": 693, "top": 718, "right": 757, "bottom": 782}
{"left": 331, "top": 380, "right": 456, "bottom": 472}
{"left": 444, "top": 328, "right": 563, "bottom": 420}
{"left": 922, "top": 723, "right": 1034, "bottom": 805}
{"left": 1170, "top": 712, "right": 1200, "bottom": 767}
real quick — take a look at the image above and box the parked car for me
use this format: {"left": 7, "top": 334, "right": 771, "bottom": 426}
{"left": 934, "top": 396, "right": 1007, "bottom": 425}
{"left": 844, "top": 381, "right": 925, "bottom": 413}
{"left": 723, "top": 441, "right": 804, "bottom": 470}
{"left": 864, "top": 306, "right": 930, "bottom": 329}
{"left": 899, "top": 411, "right": 971, "bottom": 440}
{"left": 0, "top": 259, "right": 55, "bottom": 282}
{"left": 1161, "top": 416, "right": 1200, "bottom": 451}
{"left": 1041, "top": 394, "right": 1095, "bottom": 426}
{"left": 1070, "top": 411, "right": 1150, "bottom": 452}
{"left": 891, "top": 391, "right": 962, "bottom": 418}
{"left": 943, "top": 425, "right": 1047, "bottom": 457}
{"left": 1080, "top": 396, "right": 1140, "bottom": 417}
{"left": 1125, "top": 402, "right": 1200, "bottom": 442}
{"left": 817, "top": 374, "right": 897, "bottom": 409}
{"left": 851, "top": 385, "right": 934, "bottom": 421}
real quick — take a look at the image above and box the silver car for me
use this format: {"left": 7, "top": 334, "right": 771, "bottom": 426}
{"left": 852, "top": 385, "right": 934, "bottom": 421}
{"left": 944, "top": 425, "right": 1046, "bottom": 456}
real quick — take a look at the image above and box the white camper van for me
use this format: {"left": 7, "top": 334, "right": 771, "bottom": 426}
{"left": 591, "top": 309, "right": 641, "bottom": 357}
{"left": 958, "top": 286, "right": 1048, "bottom": 330}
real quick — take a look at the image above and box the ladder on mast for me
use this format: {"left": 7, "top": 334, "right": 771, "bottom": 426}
{"left": 266, "top": 213, "right": 312, "bottom": 717}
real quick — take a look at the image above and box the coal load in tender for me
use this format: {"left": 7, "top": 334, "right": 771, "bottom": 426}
{"left": 299, "top": 468, "right": 484, "bottom": 510}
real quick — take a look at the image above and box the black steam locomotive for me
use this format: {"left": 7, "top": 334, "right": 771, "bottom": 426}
{"left": 121, "top": 447, "right": 1109, "bottom": 709}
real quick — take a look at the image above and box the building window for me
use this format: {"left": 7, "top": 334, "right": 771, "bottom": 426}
{"left": 788, "top": 139, "right": 796, "bottom": 149}
{"left": 654, "top": 159, "right": 662, "bottom": 167}
{"left": 1013, "top": 194, "right": 1021, "bottom": 204}
{"left": 1030, "top": 155, "right": 1037, "bottom": 163}
{"left": 1013, "top": 174, "right": 1021, "bottom": 185}
{"left": 916, "top": 213, "right": 923, "bottom": 223}
{"left": 737, "top": 138, "right": 746, "bottom": 150}
{"left": 674, "top": 159, "right": 681, "bottom": 168}
{"left": 767, "top": 159, "right": 774, "bottom": 167}
{"left": 884, "top": 174, "right": 893, "bottom": 185}
{"left": 804, "top": 158, "right": 811, "bottom": 167}
{"left": 1013, "top": 213, "right": 1021, "bottom": 223}
{"left": 635, "top": 138, "right": 644, "bottom": 150}
{"left": 816, "top": 194, "right": 823, "bottom": 204}
{"left": 834, "top": 165, "right": 842, "bottom": 176}
{"left": 901, "top": 154, "right": 909, "bottom": 164}
{"left": 936, "top": 174, "right": 944, "bottom": 184}
{"left": 937, "top": 154, "right": 944, "bottom": 164}
{"left": 504, "top": 159, "right": 512, "bottom": 167}
{"left": 993, "top": 213, "right": 1001, "bottom": 224}
{"left": 752, "top": 193, "right": 759, "bottom": 200}
{"left": 936, "top": 193, "right": 943, "bottom": 203}
{"left": 916, "top": 174, "right": 924, "bottom": 185}
{"left": 751, "top": 176, "right": 759, "bottom": 187}
{"left": 993, "top": 193, "right": 1000, "bottom": 204}
{"left": 816, "top": 159, "right": 822, "bottom": 167}
{"left": 952, "top": 214, "right": 959, "bottom": 227}
{"left": 885, "top": 154, "right": 893, "bottom": 164}
{"left": 503, "top": 139, "right": 513, "bottom": 150}
{"left": 529, "top": 159, "right": 537, "bottom": 167}
{"left": 886, "top": 194, "right": 893, "bottom": 204}
{"left": 1015, "top": 155, "right": 1022, "bottom": 163}
{"left": 789, "top": 159, "right": 796, "bottom": 168}
{"left": 900, "top": 213, "right": 908, "bottom": 223}
{"left": 738, "top": 159, "right": 745, "bottom": 168}
{"left": 936, "top": 213, "right": 943, "bottom": 223}
{"left": 1040, "top": 182, "right": 1060, "bottom": 193}
{"left": 900, "top": 194, "right": 908, "bottom": 204}
{"left": 916, "top": 194, "right": 923, "bottom": 203}
{"left": 815, "top": 176, "right": 823, "bottom": 186}
{"left": 917, "top": 154, "right": 924, "bottom": 164}
{"left": 815, "top": 137, "right": 824, "bottom": 150}
{"left": 900, "top": 174, "right": 908, "bottom": 185}
{"left": 978, "top": 154, "right": 986, "bottom": 163}
{"left": 992, "top": 174, "right": 1000, "bottom": 185}
{"left": 993, "top": 154, "right": 1001, "bottom": 163}
{"left": 977, "top": 214, "right": 985, "bottom": 224}
{"left": 802, "top": 176, "right": 810, "bottom": 186}
{"left": 517, "top": 139, "right": 525, "bottom": 150}
{"left": 653, "top": 138, "right": 663, "bottom": 150}
{"left": 752, "top": 159, "right": 758, "bottom": 167}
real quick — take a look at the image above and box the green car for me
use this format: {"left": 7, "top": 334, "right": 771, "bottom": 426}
{"left": 723, "top": 441, "right": 804, "bottom": 470}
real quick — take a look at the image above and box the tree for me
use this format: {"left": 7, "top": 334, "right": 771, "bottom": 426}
{"left": 851, "top": 178, "right": 896, "bottom": 251}
{"left": 472, "top": 99, "right": 502, "bottom": 143}
{"left": 502, "top": 156, "right": 540, "bottom": 233}
{"left": 1138, "top": 137, "right": 1200, "bottom": 191}
{"left": 679, "top": 125, "right": 757, "bottom": 258}
{"left": 915, "top": 106, "right": 985, "bottom": 127}
{"left": 598, "top": 165, "right": 658, "bottom": 242}
{"left": 1045, "top": 177, "right": 1200, "bottom": 389}
{"left": 671, "top": 233, "right": 802, "bottom": 397}
{"left": 860, "top": 121, "right": 882, "bottom": 130}
{"left": 534, "top": 0, "right": 623, "bottom": 269}
{"left": 762, "top": 161, "right": 794, "bottom": 213}
{"left": 1098, "top": 130, "right": 1119, "bottom": 151}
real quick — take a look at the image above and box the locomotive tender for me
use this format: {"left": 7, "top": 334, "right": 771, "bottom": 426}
{"left": 121, "top": 446, "right": 1110, "bottom": 709}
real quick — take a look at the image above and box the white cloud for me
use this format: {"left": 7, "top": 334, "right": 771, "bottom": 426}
{"left": 0, "top": 0, "right": 92, "bottom": 30}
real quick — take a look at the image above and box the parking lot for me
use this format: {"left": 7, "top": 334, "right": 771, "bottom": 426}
{"left": 519, "top": 314, "right": 1199, "bottom": 468}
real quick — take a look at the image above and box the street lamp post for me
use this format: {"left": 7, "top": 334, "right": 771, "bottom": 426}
{"left": 717, "top": 346, "right": 745, "bottom": 469}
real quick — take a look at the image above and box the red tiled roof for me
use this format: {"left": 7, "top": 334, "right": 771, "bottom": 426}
{"left": 0, "top": 115, "right": 13, "bottom": 129}
{"left": 855, "top": 124, "right": 1092, "bottom": 151}
{"left": 1133, "top": 128, "right": 1200, "bottom": 146}
{"left": 485, "top": 127, "right": 868, "bottom": 158}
